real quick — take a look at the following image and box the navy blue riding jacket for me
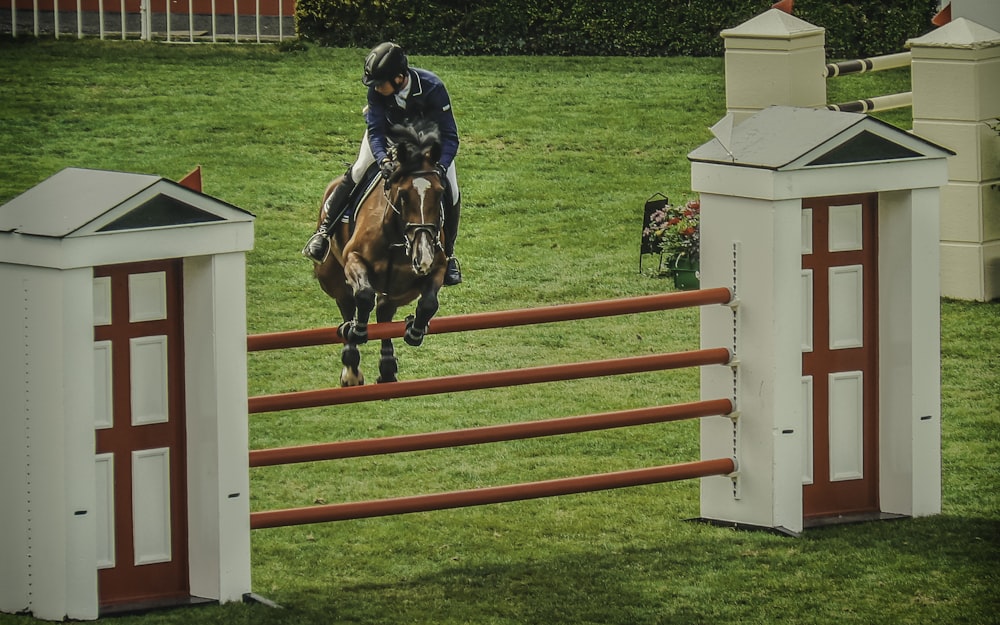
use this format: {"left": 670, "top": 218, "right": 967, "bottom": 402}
{"left": 365, "top": 67, "right": 460, "bottom": 170}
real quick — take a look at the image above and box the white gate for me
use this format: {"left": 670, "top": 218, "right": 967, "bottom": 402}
{"left": 3, "top": 0, "right": 294, "bottom": 42}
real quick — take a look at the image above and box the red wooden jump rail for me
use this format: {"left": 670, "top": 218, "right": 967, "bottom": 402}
{"left": 250, "top": 398, "right": 735, "bottom": 466}
{"left": 246, "top": 287, "right": 734, "bottom": 351}
{"left": 249, "top": 348, "right": 731, "bottom": 413}
{"left": 249, "top": 457, "right": 737, "bottom": 529}
{"left": 247, "top": 287, "right": 739, "bottom": 529}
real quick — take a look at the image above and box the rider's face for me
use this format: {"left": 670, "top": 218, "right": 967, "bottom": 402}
{"left": 374, "top": 74, "right": 405, "bottom": 96}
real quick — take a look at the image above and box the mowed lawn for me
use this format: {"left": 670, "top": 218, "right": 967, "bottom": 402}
{"left": 0, "top": 39, "right": 996, "bottom": 625}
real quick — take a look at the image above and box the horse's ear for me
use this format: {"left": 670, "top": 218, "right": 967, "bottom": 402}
{"left": 427, "top": 143, "right": 441, "bottom": 165}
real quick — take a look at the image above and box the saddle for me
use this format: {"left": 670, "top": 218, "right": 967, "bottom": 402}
{"left": 339, "top": 157, "right": 453, "bottom": 236}
{"left": 340, "top": 163, "right": 383, "bottom": 226}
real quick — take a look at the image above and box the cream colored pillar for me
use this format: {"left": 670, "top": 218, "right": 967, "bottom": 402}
{"left": 948, "top": 0, "right": 1000, "bottom": 32}
{"left": 722, "top": 8, "right": 826, "bottom": 124}
{"left": 910, "top": 19, "right": 1000, "bottom": 301}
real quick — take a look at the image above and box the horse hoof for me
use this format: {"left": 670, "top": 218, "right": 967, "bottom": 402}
{"left": 340, "top": 367, "right": 365, "bottom": 387}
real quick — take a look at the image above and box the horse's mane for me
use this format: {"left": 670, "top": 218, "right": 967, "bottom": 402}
{"left": 389, "top": 121, "right": 442, "bottom": 179}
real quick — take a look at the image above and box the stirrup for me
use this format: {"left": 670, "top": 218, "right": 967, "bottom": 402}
{"left": 302, "top": 230, "right": 331, "bottom": 264}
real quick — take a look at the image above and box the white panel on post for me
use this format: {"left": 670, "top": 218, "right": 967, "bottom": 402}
{"left": 130, "top": 335, "right": 169, "bottom": 425}
{"left": 829, "top": 265, "right": 864, "bottom": 350}
{"left": 128, "top": 271, "right": 167, "bottom": 322}
{"left": 828, "top": 203, "right": 863, "bottom": 252}
{"left": 829, "top": 371, "right": 864, "bottom": 482}
{"left": 132, "top": 447, "right": 172, "bottom": 565}
{"left": 93, "top": 276, "right": 112, "bottom": 326}
{"left": 801, "top": 376, "right": 814, "bottom": 485}
{"left": 94, "top": 340, "right": 113, "bottom": 429}
{"left": 801, "top": 208, "right": 813, "bottom": 254}
{"left": 95, "top": 453, "right": 116, "bottom": 569}
{"left": 801, "top": 269, "right": 814, "bottom": 352}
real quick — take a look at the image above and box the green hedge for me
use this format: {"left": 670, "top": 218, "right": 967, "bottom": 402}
{"left": 296, "top": 0, "right": 939, "bottom": 58}
{"left": 795, "top": 0, "right": 939, "bottom": 58}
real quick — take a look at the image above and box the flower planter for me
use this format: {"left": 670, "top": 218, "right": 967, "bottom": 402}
{"left": 672, "top": 256, "right": 700, "bottom": 291}
{"left": 641, "top": 197, "right": 700, "bottom": 285}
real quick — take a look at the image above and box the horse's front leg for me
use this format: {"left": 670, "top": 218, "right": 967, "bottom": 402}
{"left": 404, "top": 283, "right": 441, "bottom": 347}
{"left": 342, "top": 252, "right": 376, "bottom": 344}
{"left": 337, "top": 253, "right": 376, "bottom": 387}
{"left": 375, "top": 296, "right": 399, "bottom": 383}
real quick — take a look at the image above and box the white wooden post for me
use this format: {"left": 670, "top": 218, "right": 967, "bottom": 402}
{"left": 877, "top": 188, "right": 943, "bottom": 517}
{"left": 183, "top": 253, "right": 253, "bottom": 604}
{"left": 0, "top": 266, "right": 99, "bottom": 621}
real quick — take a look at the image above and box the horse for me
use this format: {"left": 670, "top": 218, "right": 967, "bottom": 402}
{"left": 313, "top": 122, "right": 448, "bottom": 386}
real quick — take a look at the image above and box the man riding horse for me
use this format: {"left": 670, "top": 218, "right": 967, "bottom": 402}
{"left": 303, "top": 41, "right": 463, "bottom": 286}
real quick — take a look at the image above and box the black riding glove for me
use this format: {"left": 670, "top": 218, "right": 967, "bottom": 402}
{"left": 434, "top": 162, "right": 448, "bottom": 181}
{"left": 380, "top": 158, "right": 397, "bottom": 186}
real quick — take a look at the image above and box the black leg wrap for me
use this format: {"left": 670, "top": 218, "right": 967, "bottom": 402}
{"left": 376, "top": 342, "right": 398, "bottom": 383}
{"left": 338, "top": 321, "right": 368, "bottom": 344}
{"left": 337, "top": 321, "right": 352, "bottom": 340}
{"left": 350, "top": 324, "right": 369, "bottom": 344}
{"left": 341, "top": 343, "right": 361, "bottom": 369}
{"left": 404, "top": 315, "right": 427, "bottom": 347}
{"left": 377, "top": 357, "right": 399, "bottom": 383}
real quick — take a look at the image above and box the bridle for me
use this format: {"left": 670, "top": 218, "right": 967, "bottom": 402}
{"left": 383, "top": 168, "right": 446, "bottom": 258}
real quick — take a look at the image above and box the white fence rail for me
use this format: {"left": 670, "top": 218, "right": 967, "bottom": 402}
{"left": 3, "top": 0, "right": 295, "bottom": 42}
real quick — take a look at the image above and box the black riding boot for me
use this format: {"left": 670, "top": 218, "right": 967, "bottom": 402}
{"left": 443, "top": 198, "right": 462, "bottom": 285}
{"left": 302, "top": 176, "right": 356, "bottom": 263}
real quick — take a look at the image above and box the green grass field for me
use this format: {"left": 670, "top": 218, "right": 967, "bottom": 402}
{"left": 0, "top": 39, "right": 997, "bottom": 625}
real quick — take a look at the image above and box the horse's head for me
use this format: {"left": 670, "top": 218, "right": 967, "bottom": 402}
{"left": 387, "top": 122, "right": 446, "bottom": 276}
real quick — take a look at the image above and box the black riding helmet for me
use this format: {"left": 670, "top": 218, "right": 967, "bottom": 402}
{"left": 362, "top": 42, "right": 408, "bottom": 87}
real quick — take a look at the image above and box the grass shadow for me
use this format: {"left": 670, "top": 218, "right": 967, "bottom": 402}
{"left": 250, "top": 514, "right": 999, "bottom": 625}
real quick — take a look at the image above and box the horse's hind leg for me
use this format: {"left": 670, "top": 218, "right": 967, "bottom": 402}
{"left": 340, "top": 343, "right": 364, "bottom": 387}
{"left": 338, "top": 301, "right": 365, "bottom": 387}
{"left": 375, "top": 298, "right": 399, "bottom": 383}
{"left": 376, "top": 341, "right": 398, "bottom": 384}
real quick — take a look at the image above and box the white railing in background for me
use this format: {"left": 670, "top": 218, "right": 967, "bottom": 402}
{"left": 5, "top": 0, "right": 293, "bottom": 42}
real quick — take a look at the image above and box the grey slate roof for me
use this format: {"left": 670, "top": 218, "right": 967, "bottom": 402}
{"left": 688, "top": 106, "right": 953, "bottom": 170}
{"left": 0, "top": 167, "right": 253, "bottom": 238}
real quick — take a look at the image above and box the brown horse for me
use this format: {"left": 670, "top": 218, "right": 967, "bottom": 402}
{"left": 313, "top": 123, "right": 448, "bottom": 386}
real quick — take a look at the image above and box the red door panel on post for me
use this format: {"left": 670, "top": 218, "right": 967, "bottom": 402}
{"left": 93, "top": 259, "right": 189, "bottom": 608}
{"left": 801, "top": 194, "right": 879, "bottom": 519}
